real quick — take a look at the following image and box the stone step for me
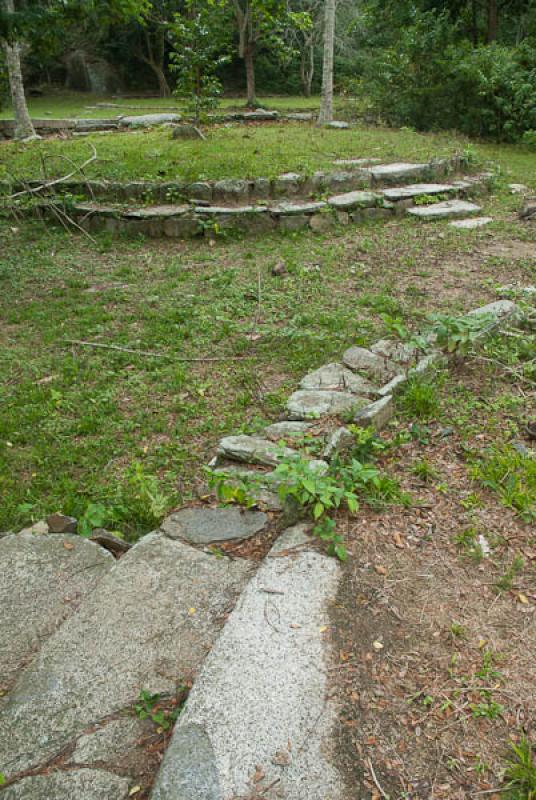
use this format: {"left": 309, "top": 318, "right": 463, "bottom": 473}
{"left": 151, "top": 524, "right": 345, "bottom": 800}
{"left": 286, "top": 388, "right": 369, "bottom": 420}
{"left": 216, "top": 434, "right": 297, "bottom": 467}
{"left": 0, "top": 532, "right": 113, "bottom": 693}
{"left": 406, "top": 199, "right": 482, "bottom": 220}
{"left": 0, "top": 533, "right": 252, "bottom": 791}
{"left": 450, "top": 216, "right": 493, "bottom": 229}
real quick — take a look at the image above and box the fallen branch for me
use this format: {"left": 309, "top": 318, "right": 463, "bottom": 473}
{"left": 65, "top": 339, "right": 255, "bottom": 362}
{"left": 8, "top": 144, "right": 98, "bottom": 200}
{"left": 367, "top": 758, "right": 390, "bottom": 800}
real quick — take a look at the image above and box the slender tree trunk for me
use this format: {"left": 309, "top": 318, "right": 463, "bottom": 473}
{"left": 487, "top": 0, "right": 498, "bottom": 42}
{"left": 317, "top": 0, "right": 336, "bottom": 124}
{"left": 244, "top": 43, "right": 256, "bottom": 108}
{"left": 471, "top": 0, "right": 479, "bottom": 45}
{"left": 149, "top": 60, "right": 171, "bottom": 97}
{"left": 2, "top": 0, "right": 37, "bottom": 140}
{"left": 300, "top": 36, "right": 315, "bottom": 97}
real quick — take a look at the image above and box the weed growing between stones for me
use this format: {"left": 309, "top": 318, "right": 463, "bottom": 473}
{"left": 503, "top": 737, "right": 536, "bottom": 800}
{"left": 134, "top": 685, "right": 189, "bottom": 733}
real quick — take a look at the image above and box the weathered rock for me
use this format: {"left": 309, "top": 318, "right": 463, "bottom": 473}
{"left": 187, "top": 181, "right": 213, "bottom": 202}
{"left": 519, "top": 198, "right": 536, "bottom": 220}
{"left": 0, "top": 533, "right": 251, "bottom": 778}
{"left": 2, "top": 769, "right": 130, "bottom": 800}
{"left": 382, "top": 183, "right": 454, "bottom": 202}
{"left": 333, "top": 157, "right": 381, "bottom": 167}
{"left": 120, "top": 113, "right": 181, "bottom": 127}
{"left": 327, "top": 191, "right": 378, "bottom": 211}
{"left": 287, "top": 389, "right": 368, "bottom": 420}
{"left": 18, "top": 519, "right": 49, "bottom": 535}
{"left": 353, "top": 395, "right": 394, "bottom": 430}
{"left": 327, "top": 120, "right": 349, "bottom": 129}
{"left": 264, "top": 421, "right": 316, "bottom": 440}
{"left": 508, "top": 183, "right": 528, "bottom": 194}
{"left": 407, "top": 199, "right": 481, "bottom": 220}
{"left": 279, "top": 214, "right": 309, "bottom": 231}
{"left": 310, "top": 213, "right": 334, "bottom": 233}
{"left": 212, "top": 180, "right": 250, "bottom": 203}
{"left": 371, "top": 339, "right": 419, "bottom": 365}
{"left": 370, "top": 162, "right": 429, "bottom": 185}
{"left": 468, "top": 299, "right": 522, "bottom": 322}
{"left": 241, "top": 109, "right": 278, "bottom": 121}
{"left": 162, "top": 506, "right": 269, "bottom": 544}
{"left": 450, "top": 216, "right": 493, "bottom": 229}
{"left": 46, "top": 512, "right": 78, "bottom": 533}
{"left": 90, "top": 528, "right": 132, "bottom": 555}
{"left": 378, "top": 374, "right": 407, "bottom": 397}
{"left": 217, "top": 434, "right": 296, "bottom": 467}
{"left": 342, "top": 345, "right": 402, "bottom": 383}
{"left": 0, "top": 533, "right": 112, "bottom": 690}
{"left": 299, "top": 362, "right": 378, "bottom": 395}
{"left": 285, "top": 112, "right": 314, "bottom": 121}
{"left": 272, "top": 172, "right": 303, "bottom": 195}
{"left": 270, "top": 201, "right": 326, "bottom": 216}
{"left": 68, "top": 717, "right": 143, "bottom": 765}
{"left": 151, "top": 525, "right": 344, "bottom": 800}
{"left": 172, "top": 125, "right": 204, "bottom": 140}
{"left": 323, "top": 427, "right": 355, "bottom": 460}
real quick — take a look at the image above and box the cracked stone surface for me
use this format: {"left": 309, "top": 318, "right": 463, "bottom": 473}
{"left": 264, "top": 421, "right": 316, "bottom": 440}
{"left": 407, "top": 199, "right": 481, "bottom": 220}
{"left": 217, "top": 435, "right": 296, "bottom": 467}
{"left": 327, "top": 190, "right": 378, "bottom": 210}
{"left": 0, "top": 533, "right": 113, "bottom": 691}
{"left": 353, "top": 395, "right": 394, "bottom": 430}
{"left": 120, "top": 113, "right": 181, "bottom": 127}
{"left": 0, "top": 533, "right": 252, "bottom": 779}
{"left": 161, "top": 506, "right": 269, "bottom": 544}
{"left": 342, "top": 346, "right": 403, "bottom": 383}
{"left": 381, "top": 183, "right": 454, "bottom": 201}
{"left": 67, "top": 717, "right": 144, "bottom": 766}
{"left": 151, "top": 525, "right": 344, "bottom": 800}
{"left": 370, "top": 162, "right": 428, "bottom": 183}
{"left": 2, "top": 769, "right": 130, "bottom": 800}
{"left": 371, "top": 339, "right": 419, "bottom": 364}
{"left": 300, "top": 362, "right": 378, "bottom": 395}
{"left": 287, "top": 389, "right": 368, "bottom": 420}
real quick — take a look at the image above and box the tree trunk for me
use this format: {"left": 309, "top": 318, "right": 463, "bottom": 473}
{"left": 487, "top": 0, "right": 498, "bottom": 42}
{"left": 244, "top": 43, "right": 256, "bottom": 108}
{"left": 301, "top": 37, "right": 315, "bottom": 97}
{"left": 318, "top": 0, "right": 336, "bottom": 125}
{"left": 2, "top": 0, "right": 37, "bottom": 140}
{"left": 471, "top": 0, "right": 479, "bottom": 46}
{"left": 149, "top": 60, "right": 171, "bottom": 97}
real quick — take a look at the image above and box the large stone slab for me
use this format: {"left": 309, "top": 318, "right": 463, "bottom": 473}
{"left": 370, "top": 162, "right": 429, "bottom": 185}
{"left": 327, "top": 190, "right": 378, "bottom": 210}
{"left": 450, "top": 216, "right": 493, "bottom": 229}
{"left": 287, "top": 389, "right": 368, "bottom": 420}
{"left": 0, "top": 533, "right": 113, "bottom": 690}
{"left": 217, "top": 435, "right": 296, "bottom": 467}
{"left": 0, "top": 533, "right": 252, "bottom": 779}
{"left": 2, "top": 769, "right": 130, "bottom": 800}
{"left": 382, "top": 183, "right": 454, "bottom": 201}
{"left": 162, "top": 506, "right": 268, "bottom": 544}
{"left": 353, "top": 395, "right": 394, "bottom": 431}
{"left": 342, "top": 345, "right": 403, "bottom": 383}
{"left": 151, "top": 525, "right": 344, "bottom": 800}
{"left": 371, "top": 339, "right": 419, "bottom": 364}
{"left": 468, "top": 299, "right": 522, "bottom": 322}
{"left": 299, "top": 362, "right": 378, "bottom": 395}
{"left": 264, "top": 421, "right": 315, "bottom": 440}
{"left": 120, "top": 113, "right": 181, "bottom": 127}
{"left": 270, "top": 201, "right": 326, "bottom": 216}
{"left": 407, "top": 199, "right": 481, "bottom": 220}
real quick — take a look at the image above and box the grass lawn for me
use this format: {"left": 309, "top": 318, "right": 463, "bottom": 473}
{"left": 0, "top": 91, "right": 324, "bottom": 120}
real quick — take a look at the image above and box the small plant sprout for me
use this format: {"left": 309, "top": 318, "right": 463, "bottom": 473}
{"left": 503, "top": 736, "right": 536, "bottom": 800}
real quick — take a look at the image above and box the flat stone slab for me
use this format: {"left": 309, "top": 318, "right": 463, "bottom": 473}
{"left": 382, "top": 183, "right": 454, "bottom": 201}
{"left": 123, "top": 205, "right": 189, "bottom": 219}
{"left": 2, "top": 769, "right": 130, "bottom": 800}
{"left": 0, "top": 533, "right": 113, "bottom": 690}
{"left": 468, "top": 299, "right": 522, "bottom": 321}
{"left": 287, "top": 389, "right": 368, "bottom": 420}
{"left": 270, "top": 201, "right": 326, "bottom": 216}
{"left": 0, "top": 533, "right": 251, "bottom": 779}
{"left": 354, "top": 395, "right": 394, "bottom": 431}
{"left": 333, "top": 158, "right": 381, "bottom": 166}
{"left": 407, "top": 199, "right": 481, "bottom": 220}
{"left": 264, "top": 421, "right": 316, "bottom": 439}
{"left": 151, "top": 525, "right": 344, "bottom": 800}
{"left": 285, "top": 112, "right": 314, "bottom": 121}
{"left": 342, "top": 345, "right": 403, "bottom": 383}
{"left": 370, "top": 162, "right": 428, "bottom": 183}
{"left": 371, "top": 339, "right": 419, "bottom": 364}
{"left": 162, "top": 506, "right": 268, "bottom": 544}
{"left": 300, "top": 362, "right": 378, "bottom": 395}
{"left": 450, "top": 216, "right": 493, "bottom": 229}
{"left": 217, "top": 435, "right": 296, "bottom": 467}
{"left": 327, "top": 190, "right": 378, "bottom": 210}
{"left": 327, "top": 120, "right": 349, "bottom": 129}
{"left": 120, "top": 113, "right": 181, "bottom": 127}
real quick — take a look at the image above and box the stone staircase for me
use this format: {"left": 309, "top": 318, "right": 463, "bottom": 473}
{"left": 3, "top": 156, "right": 495, "bottom": 239}
{"left": 0, "top": 299, "right": 521, "bottom": 800}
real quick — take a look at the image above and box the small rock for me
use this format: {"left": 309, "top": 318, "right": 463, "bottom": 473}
{"left": 450, "top": 216, "right": 493, "bottom": 229}
{"left": 508, "top": 183, "right": 528, "bottom": 194}
{"left": 300, "top": 363, "right": 378, "bottom": 395}
{"left": 342, "top": 346, "right": 402, "bottom": 383}
{"left": 264, "top": 421, "right": 315, "bottom": 440}
{"left": 519, "top": 198, "right": 536, "bottom": 220}
{"left": 47, "top": 513, "right": 78, "bottom": 534}
{"left": 272, "top": 260, "right": 287, "bottom": 276}
{"left": 90, "top": 529, "right": 131, "bottom": 556}
{"left": 353, "top": 396, "right": 394, "bottom": 431}
{"left": 327, "top": 120, "right": 349, "bottom": 129}
{"left": 323, "top": 427, "right": 355, "bottom": 460}
{"left": 217, "top": 434, "right": 296, "bottom": 467}
{"left": 19, "top": 519, "right": 49, "bottom": 536}
{"left": 172, "top": 124, "right": 205, "bottom": 140}
{"left": 162, "top": 506, "right": 269, "bottom": 545}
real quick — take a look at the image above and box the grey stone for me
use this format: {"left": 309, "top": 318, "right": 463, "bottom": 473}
{"left": 322, "top": 171, "right": 365, "bottom": 192}
{"left": 520, "top": 199, "right": 536, "bottom": 220}
{"left": 333, "top": 158, "right": 381, "bottom": 167}
{"left": 162, "top": 506, "right": 268, "bottom": 544}
{"left": 120, "top": 113, "right": 181, "bottom": 127}
{"left": 323, "top": 427, "right": 355, "bottom": 461}
{"left": 242, "top": 109, "right": 278, "bottom": 121}
{"left": 358, "top": 207, "right": 393, "bottom": 221}
{"left": 327, "top": 120, "right": 349, "bottom": 129}
{"left": 0, "top": 533, "right": 251, "bottom": 778}
{"left": 279, "top": 214, "right": 310, "bottom": 232}
{"left": 407, "top": 199, "right": 481, "bottom": 220}
{"left": 370, "top": 162, "right": 429, "bottom": 185}
{"left": 172, "top": 125, "right": 204, "bottom": 140}
{"left": 327, "top": 190, "right": 378, "bottom": 210}
{"left": 151, "top": 525, "right": 343, "bottom": 800}
{"left": 382, "top": 183, "right": 454, "bottom": 202}
{"left": 371, "top": 339, "right": 419, "bottom": 365}
{"left": 378, "top": 374, "right": 407, "bottom": 397}
{"left": 450, "top": 216, "right": 493, "bottom": 229}
{"left": 264, "top": 421, "right": 316, "bottom": 440}
{"left": 163, "top": 215, "right": 200, "bottom": 238}
{"left": 212, "top": 179, "right": 249, "bottom": 203}
{"left": 309, "top": 213, "right": 335, "bottom": 233}
{"left": 272, "top": 172, "right": 303, "bottom": 195}
{"left": 74, "top": 119, "right": 119, "bottom": 133}
{"left": 123, "top": 205, "right": 189, "bottom": 220}
{"left": 187, "top": 182, "right": 213, "bottom": 202}
{"left": 217, "top": 434, "right": 296, "bottom": 467}
{"left": 287, "top": 389, "right": 368, "bottom": 420}
{"left": 342, "top": 345, "right": 403, "bottom": 383}
{"left": 68, "top": 717, "right": 143, "bottom": 765}
{"left": 0, "top": 533, "right": 112, "bottom": 690}
{"left": 18, "top": 519, "right": 50, "bottom": 535}
{"left": 299, "top": 362, "right": 378, "bottom": 395}
{"left": 249, "top": 177, "right": 271, "bottom": 199}
{"left": 508, "top": 183, "right": 528, "bottom": 194}
{"left": 468, "top": 299, "right": 522, "bottom": 322}
{"left": 2, "top": 769, "right": 130, "bottom": 800}
{"left": 353, "top": 395, "right": 394, "bottom": 430}
{"left": 195, "top": 205, "right": 266, "bottom": 216}
{"left": 285, "top": 112, "right": 314, "bottom": 121}
{"left": 90, "top": 528, "right": 131, "bottom": 555}
{"left": 270, "top": 201, "right": 326, "bottom": 216}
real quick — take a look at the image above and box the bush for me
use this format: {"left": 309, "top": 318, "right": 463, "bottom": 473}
{"left": 366, "top": 9, "right": 536, "bottom": 141}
